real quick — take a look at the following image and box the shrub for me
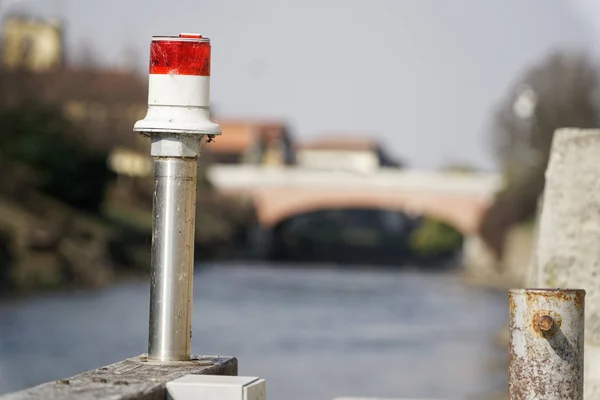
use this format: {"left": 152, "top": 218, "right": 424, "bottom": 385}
{"left": 0, "top": 104, "right": 114, "bottom": 212}
{"left": 409, "top": 217, "right": 463, "bottom": 259}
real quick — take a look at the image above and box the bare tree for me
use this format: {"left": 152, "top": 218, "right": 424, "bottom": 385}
{"left": 479, "top": 51, "right": 600, "bottom": 259}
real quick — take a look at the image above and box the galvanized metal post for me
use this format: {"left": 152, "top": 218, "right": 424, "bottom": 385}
{"left": 133, "top": 34, "right": 221, "bottom": 362}
{"left": 148, "top": 157, "right": 197, "bottom": 361}
{"left": 509, "top": 289, "right": 585, "bottom": 399}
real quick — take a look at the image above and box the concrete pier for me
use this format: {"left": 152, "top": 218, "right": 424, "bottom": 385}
{"left": 534, "top": 128, "right": 600, "bottom": 398}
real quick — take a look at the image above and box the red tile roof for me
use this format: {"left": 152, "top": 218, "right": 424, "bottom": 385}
{"left": 297, "top": 135, "right": 379, "bottom": 151}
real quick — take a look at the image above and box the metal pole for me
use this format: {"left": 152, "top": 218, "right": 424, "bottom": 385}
{"left": 134, "top": 34, "right": 220, "bottom": 362}
{"left": 509, "top": 288, "right": 585, "bottom": 399}
{"left": 148, "top": 156, "right": 197, "bottom": 361}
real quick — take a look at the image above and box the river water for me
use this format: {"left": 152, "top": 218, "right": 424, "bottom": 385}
{"left": 0, "top": 263, "right": 507, "bottom": 399}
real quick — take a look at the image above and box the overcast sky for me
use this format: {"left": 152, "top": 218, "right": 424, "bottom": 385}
{"left": 2, "top": 0, "right": 600, "bottom": 170}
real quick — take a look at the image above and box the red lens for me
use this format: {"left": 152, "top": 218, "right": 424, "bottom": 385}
{"left": 150, "top": 39, "right": 210, "bottom": 76}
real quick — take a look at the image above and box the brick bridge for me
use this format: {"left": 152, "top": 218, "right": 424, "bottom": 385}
{"left": 207, "top": 166, "right": 501, "bottom": 235}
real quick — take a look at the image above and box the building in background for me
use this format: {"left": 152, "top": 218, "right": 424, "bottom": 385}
{"left": 1, "top": 16, "right": 63, "bottom": 72}
{"left": 203, "top": 120, "right": 295, "bottom": 166}
{"left": 296, "top": 136, "right": 403, "bottom": 173}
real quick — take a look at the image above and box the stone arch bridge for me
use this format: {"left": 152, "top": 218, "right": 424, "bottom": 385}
{"left": 207, "top": 166, "right": 501, "bottom": 235}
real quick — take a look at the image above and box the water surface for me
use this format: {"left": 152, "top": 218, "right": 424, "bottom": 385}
{"left": 0, "top": 263, "right": 507, "bottom": 399}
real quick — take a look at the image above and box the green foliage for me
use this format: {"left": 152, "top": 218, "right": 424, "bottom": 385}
{"left": 0, "top": 104, "right": 114, "bottom": 211}
{"left": 440, "top": 163, "right": 480, "bottom": 174}
{"left": 409, "top": 217, "right": 463, "bottom": 258}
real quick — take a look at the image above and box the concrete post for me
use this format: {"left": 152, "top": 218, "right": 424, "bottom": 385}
{"left": 534, "top": 128, "right": 600, "bottom": 398}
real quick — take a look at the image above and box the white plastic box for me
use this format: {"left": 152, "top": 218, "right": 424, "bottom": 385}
{"left": 167, "top": 375, "right": 266, "bottom": 400}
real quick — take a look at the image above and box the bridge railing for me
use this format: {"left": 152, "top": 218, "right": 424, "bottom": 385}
{"left": 207, "top": 165, "right": 502, "bottom": 196}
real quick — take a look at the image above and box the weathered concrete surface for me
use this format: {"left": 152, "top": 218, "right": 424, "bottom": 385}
{"left": 0, "top": 355, "right": 237, "bottom": 400}
{"left": 534, "top": 128, "right": 600, "bottom": 399}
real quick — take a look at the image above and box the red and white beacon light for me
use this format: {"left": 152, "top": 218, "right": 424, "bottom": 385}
{"left": 134, "top": 34, "right": 220, "bottom": 362}
{"left": 134, "top": 33, "right": 221, "bottom": 156}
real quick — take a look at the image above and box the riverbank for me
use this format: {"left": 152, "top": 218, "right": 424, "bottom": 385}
{"left": 2, "top": 178, "right": 467, "bottom": 297}
{"left": 463, "top": 223, "right": 535, "bottom": 290}
{"left": 0, "top": 185, "right": 256, "bottom": 296}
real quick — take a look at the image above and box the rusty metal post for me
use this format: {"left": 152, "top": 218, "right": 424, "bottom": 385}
{"left": 509, "top": 289, "right": 585, "bottom": 399}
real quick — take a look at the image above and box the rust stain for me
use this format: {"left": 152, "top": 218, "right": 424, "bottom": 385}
{"left": 509, "top": 294, "right": 517, "bottom": 315}
{"left": 573, "top": 290, "right": 585, "bottom": 310}
{"left": 524, "top": 288, "right": 585, "bottom": 309}
{"left": 554, "top": 290, "right": 574, "bottom": 302}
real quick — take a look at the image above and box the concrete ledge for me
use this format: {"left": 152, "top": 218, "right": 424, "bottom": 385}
{"left": 0, "top": 355, "right": 237, "bottom": 400}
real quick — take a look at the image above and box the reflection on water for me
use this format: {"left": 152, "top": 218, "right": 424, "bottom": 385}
{"left": 0, "top": 264, "right": 507, "bottom": 399}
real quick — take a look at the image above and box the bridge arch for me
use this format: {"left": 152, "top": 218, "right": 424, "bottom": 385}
{"left": 249, "top": 187, "right": 491, "bottom": 236}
